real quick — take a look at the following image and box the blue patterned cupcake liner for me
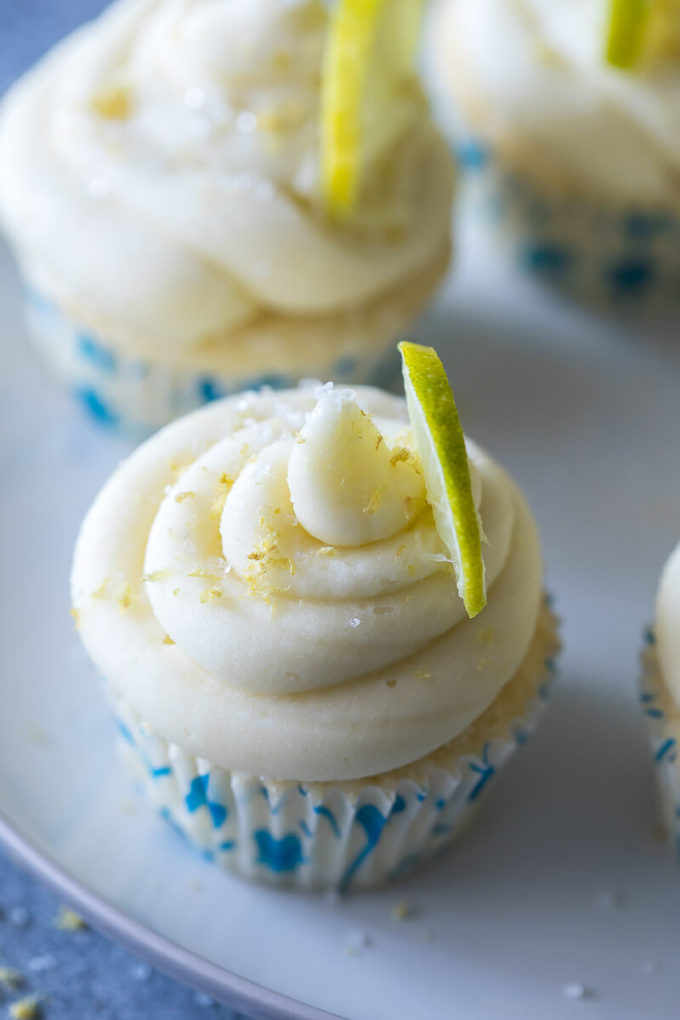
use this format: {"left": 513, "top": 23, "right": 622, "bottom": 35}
{"left": 640, "top": 627, "right": 680, "bottom": 855}
{"left": 457, "top": 136, "right": 680, "bottom": 308}
{"left": 23, "top": 286, "right": 402, "bottom": 439}
{"left": 107, "top": 600, "right": 559, "bottom": 892}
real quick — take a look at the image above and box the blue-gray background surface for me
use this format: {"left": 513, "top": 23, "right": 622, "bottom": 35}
{"left": 0, "top": 4, "right": 242, "bottom": 1017}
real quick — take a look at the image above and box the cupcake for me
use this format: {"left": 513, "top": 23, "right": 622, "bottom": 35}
{"left": 431, "top": 0, "right": 680, "bottom": 305}
{"left": 0, "top": 0, "right": 454, "bottom": 436}
{"left": 70, "top": 343, "right": 559, "bottom": 890}
{"left": 642, "top": 543, "right": 680, "bottom": 856}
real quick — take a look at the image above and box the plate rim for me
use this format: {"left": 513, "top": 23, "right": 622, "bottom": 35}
{"left": 0, "top": 808, "right": 342, "bottom": 1020}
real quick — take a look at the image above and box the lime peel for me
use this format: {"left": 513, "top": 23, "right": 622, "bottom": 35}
{"left": 398, "top": 341, "right": 486, "bottom": 619}
{"left": 605, "top": 0, "right": 648, "bottom": 69}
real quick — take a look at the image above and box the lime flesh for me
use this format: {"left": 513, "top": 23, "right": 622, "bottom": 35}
{"left": 320, "top": 0, "right": 424, "bottom": 219}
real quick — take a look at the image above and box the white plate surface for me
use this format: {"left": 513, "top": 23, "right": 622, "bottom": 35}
{"left": 2, "top": 214, "right": 680, "bottom": 1019}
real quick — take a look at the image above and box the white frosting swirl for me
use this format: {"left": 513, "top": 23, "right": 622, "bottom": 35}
{"left": 0, "top": 0, "right": 453, "bottom": 360}
{"left": 71, "top": 384, "right": 543, "bottom": 781}
{"left": 441, "top": 0, "right": 680, "bottom": 204}
{"left": 656, "top": 542, "right": 680, "bottom": 706}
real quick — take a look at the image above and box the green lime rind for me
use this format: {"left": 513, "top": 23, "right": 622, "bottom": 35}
{"left": 606, "top": 0, "right": 648, "bottom": 69}
{"left": 399, "top": 341, "right": 487, "bottom": 619}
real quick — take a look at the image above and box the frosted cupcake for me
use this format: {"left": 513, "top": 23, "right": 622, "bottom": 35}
{"left": 0, "top": 0, "right": 454, "bottom": 435}
{"left": 71, "top": 343, "right": 559, "bottom": 890}
{"left": 431, "top": 0, "right": 680, "bottom": 305}
{"left": 642, "top": 543, "right": 680, "bottom": 855}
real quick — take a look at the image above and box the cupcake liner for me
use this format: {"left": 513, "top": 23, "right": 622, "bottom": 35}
{"left": 107, "top": 599, "right": 559, "bottom": 892}
{"left": 458, "top": 136, "right": 680, "bottom": 307}
{"left": 23, "top": 286, "right": 402, "bottom": 439}
{"left": 640, "top": 628, "right": 680, "bottom": 856}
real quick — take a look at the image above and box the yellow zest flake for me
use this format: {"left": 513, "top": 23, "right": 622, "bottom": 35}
{"left": 390, "top": 901, "right": 412, "bottom": 922}
{"left": 375, "top": 435, "right": 384, "bottom": 450}
{"left": 386, "top": 678, "right": 397, "bottom": 688}
{"left": 407, "top": 564, "right": 415, "bottom": 576}
{"left": 55, "top": 906, "right": 88, "bottom": 931}
{"left": 476, "top": 625, "right": 495, "bottom": 646}
{"left": 390, "top": 447, "right": 412, "bottom": 467}
{"left": 242, "top": 527, "right": 295, "bottom": 597}
{"left": 363, "top": 488, "right": 384, "bottom": 514}
{"left": 69, "top": 607, "right": 81, "bottom": 630}
{"left": 91, "top": 578, "right": 110, "bottom": 599}
{"left": 187, "top": 569, "right": 221, "bottom": 580}
{"left": 200, "top": 588, "right": 223, "bottom": 603}
{"left": 91, "top": 82, "right": 133, "bottom": 120}
{"left": 141, "top": 568, "right": 172, "bottom": 583}
{"left": 475, "top": 657, "right": 489, "bottom": 673}
{"left": 415, "top": 669, "right": 431, "bottom": 680}
{"left": 257, "top": 100, "right": 305, "bottom": 132}
{"left": 90, "top": 577, "right": 134, "bottom": 609}
{"left": 172, "top": 588, "right": 180, "bottom": 597}
{"left": 174, "top": 491, "right": 195, "bottom": 503}
{"left": 9, "top": 996, "right": 42, "bottom": 1020}
{"left": 169, "top": 458, "right": 192, "bottom": 480}
{"left": 0, "top": 967, "right": 24, "bottom": 990}
{"left": 162, "top": 634, "right": 175, "bottom": 645}
{"left": 210, "top": 473, "right": 233, "bottom": 518}
{"left": 317, "top": 545, "right": 337, "bottom": 558}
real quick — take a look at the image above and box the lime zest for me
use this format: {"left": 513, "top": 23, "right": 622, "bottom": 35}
{"left": 605, "top": 0, "right": 649, "bottom": 68}
{"left": 398, "top": 341, "right": 486, "bottom": 619}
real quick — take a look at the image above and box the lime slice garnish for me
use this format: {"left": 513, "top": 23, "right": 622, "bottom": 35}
{"left": 320, "top": 0, "right": 424, "bottom": 219}
{"left": 399, "top": 341, "right": 486, "bottom": 619}
{"left": 605, "top": 0, "right": 649, "bottom": 68}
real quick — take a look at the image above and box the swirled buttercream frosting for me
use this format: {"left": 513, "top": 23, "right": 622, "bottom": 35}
{"left": 656, "top": 543, "right": 680, "bottom": 706}
{"left": 0, "top": 0, "right": 453, "bottom": 360}
{"left": 71, "top": 384, "right": 543, "bottom": 781}
{"left": 445, "top": 0, "right": 680, "bottom": 204}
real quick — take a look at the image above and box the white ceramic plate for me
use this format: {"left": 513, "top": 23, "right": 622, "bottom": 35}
{"left": 2, "top": 216, "right": 680, "bottom": 1020}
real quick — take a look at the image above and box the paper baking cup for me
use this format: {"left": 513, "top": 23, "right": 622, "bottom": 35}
{"left": 458, "top": 138, "right": 680, "bottom": 308}
{"left": 107, "top": 599, "right": 559, "bottom": 892}
{"left": 640, "top": 628, "right": 680, "bottom": 856}
{"left": 23, "top": 287, "right": 402, "bottom": 438}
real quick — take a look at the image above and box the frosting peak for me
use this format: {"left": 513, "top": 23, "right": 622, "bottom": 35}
{"left": 287, "top": 388, "right": 425, "bottom": 547}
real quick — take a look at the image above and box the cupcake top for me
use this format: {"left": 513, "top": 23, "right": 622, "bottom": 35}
{"left": 656, "top": 542, "right": 680, "bottom": 704}
{"left": 443, "top": 0, "right": 680, "bottom": 204}
{"left": 0, "top": 0, "right": 453, "bottom": 361}
{"left": 71, "top": 382, "right": 543, "bottom": 782}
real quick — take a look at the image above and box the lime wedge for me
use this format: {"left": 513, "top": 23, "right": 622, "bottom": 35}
{"left": 399, "top": 341, "right": 486, "bottom": 619}
{"left": 320, "top": 0, "right": 424, "bottom": 219}
{"left": 606, "top": 0, "right": 648, "bottom": 68}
